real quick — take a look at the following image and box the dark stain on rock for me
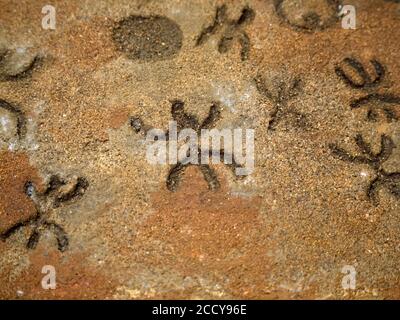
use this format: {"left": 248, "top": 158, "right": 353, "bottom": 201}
{"left": 112, "top": 15, "right": 183, "bottom": 61}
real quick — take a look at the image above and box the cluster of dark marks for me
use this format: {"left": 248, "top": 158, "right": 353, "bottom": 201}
{"left": 112, "top": 15, "right": 183, "bottom": 61}
{"left": 274, "top": 0, "right": 341, "bottom": 32}
{"left": 352, "top": 94, "right": 400, "bottom": 122}
{"left": 130, "top": 100, "right": 243, "bottom": 192}
{"left": 329, "top": 134, "right": 399, "bottom": 205}
{"left": 255, "top": 74, "right": 307, "bottom": 131}
{"left": 0, "top": 98, "right": 26, "bottom": 140}
{"left": 0, "top": 175, "right": 88, "bottom": 252}
{"left": 335, "top": 58, "right": 400, "bottom": 122}
{"left": 335, "top": 58, "right": 384, "bottom": 88}
{"left": 130, "top": 117, "right": 145, "bottom": 134}
{"left": 0, "top": 48, "right": 41, "bottom": 81}
{"left": 196, "top": 5, "right": 255, "bottom": 61}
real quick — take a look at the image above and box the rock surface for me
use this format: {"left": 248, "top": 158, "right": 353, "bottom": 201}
{"left": 0, "top": 0, "right": 399, "bottom": 299}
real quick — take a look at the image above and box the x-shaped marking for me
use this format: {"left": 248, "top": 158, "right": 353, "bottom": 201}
{"left": 255, "top": 74, "right": 306, "bottom": 131}
{"left": 130, "top": 100, "right": 243, "bottom": 192}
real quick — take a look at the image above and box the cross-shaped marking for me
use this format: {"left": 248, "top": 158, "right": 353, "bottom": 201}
{"left": 130, "top": 100, "right": 243, "bottom": 192}
{"left": 255, "top": 74, "right": 307, "bottom": 131}
{"left": 335, "top": 58, "right": 400, "bottom": 122}
{"left": 196, "top": 5, "right": 255, "bottom": 61}
{"left": 329, "top": 134, "right": 400, "bottom": 205}
{"left": 0, "top": 174, "right": 88, "bottom": 251}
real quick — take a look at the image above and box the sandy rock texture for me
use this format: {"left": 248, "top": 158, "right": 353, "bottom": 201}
{"left": 0, "top": 0, "right": 399, "bottom": 299}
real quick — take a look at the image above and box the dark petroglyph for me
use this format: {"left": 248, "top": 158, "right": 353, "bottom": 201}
{"left": 196, "top": 5, "right": 255, "bottom": 61}
{"left": 351, "top": 94, "right": 400, "bottom": 122}
{"left": 0, "top": 174, "right": 88, "bottom": 251}
{"left": 329, "top": 134, "right": 399, "bottom": 205}
{"left": 165, "top": 148, "right": 242, "bottom": 192}
{"left": 255, "top": 74, "right": 307, "bottom": 131}
{"left": 130, "top": 100, "right": 223, "bottom": 138}
{"left": 112, "top": 15, "right": 183, "bottom": 61}
{"left": 165, "top": 154, "right": 221, "bottom": 192}
{"left": 335, "top": 58, "right": 399, "bottom": 122}
{"left": 335, "top": 58, "right": 385, "bottom": 89}
{"left": 274, "top": 0, "right": 340, "bottom": 32}
{"left": 130, "top": 100, "right": 243, "bottom": 192}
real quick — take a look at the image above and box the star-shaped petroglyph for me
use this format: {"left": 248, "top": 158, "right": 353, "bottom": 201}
{"left": 130, "top": 100, "right": 243, "bottom": 192}
{"left": 255, "top": 74, "right": 308, "bottom": 131}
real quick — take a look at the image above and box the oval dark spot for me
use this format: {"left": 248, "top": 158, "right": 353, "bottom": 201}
{"left": 112, "top": 15, "right": 183, "bottom": 61}
{"left": 274, "top": 0, "right": 340, "bottom": 32}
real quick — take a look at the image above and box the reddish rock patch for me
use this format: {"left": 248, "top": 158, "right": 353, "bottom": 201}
{"left": 134, "top": 166, "right": 272, "bottom": 298}
{"left": 0, "top": 151, "right": 42, "bottom": 235}
{"left": 0, "top": 246, "right": 117, "bottom": 299}
{"left": 108, "top": 106, "right": 130, "bottom": 129}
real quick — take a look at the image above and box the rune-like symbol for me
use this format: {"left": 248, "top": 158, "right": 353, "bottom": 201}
{"left": 335, "top": 58, "right": 400, "bottom": 122}
{"left": 130, "top": 100, "right": 243, "bottom": 192}
{"left": 255, "top": 74, "right": 307, "bottom": 131}
{"left": 196, "top": 5, "right": 255, "bottom": 61}
{"left": 329, "top": 134, "right": 400, "bottom": 205}
{"left": 0, "top": 174, "right": 88, "bottom": 251}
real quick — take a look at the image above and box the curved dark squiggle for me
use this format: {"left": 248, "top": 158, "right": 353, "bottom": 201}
{"left": 1, "top": 174, "right": 88, "bottom": 251}
{"left": 0, "top": 98, "right": 26, "bottom": 140}
{"left": 335, "top": 58, "right": 385, "bottom": 89}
